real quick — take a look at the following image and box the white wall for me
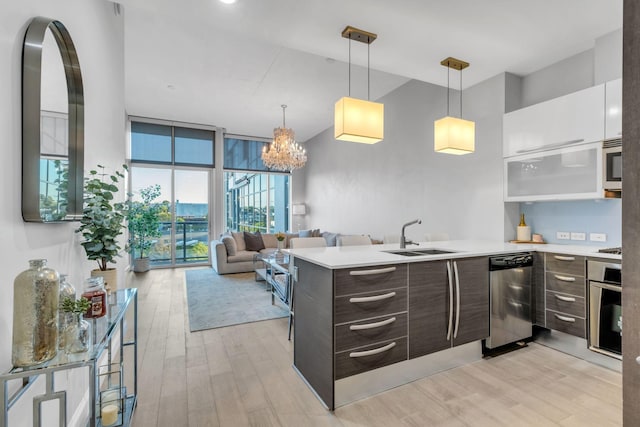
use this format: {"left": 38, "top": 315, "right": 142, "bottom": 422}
{"left": 0, "top": 1, "right": 125, "bottom": 425}
{"left": 300, "top": 74, "right": 508, "bottom": 243}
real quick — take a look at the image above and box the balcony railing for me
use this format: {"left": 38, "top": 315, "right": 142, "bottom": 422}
{"left": 147, "top": 220, "right": 209, "bottom": 265}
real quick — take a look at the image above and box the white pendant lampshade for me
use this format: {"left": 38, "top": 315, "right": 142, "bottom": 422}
{"left": 435, "top": 57, "right": 475, "bottom": 155}
{"left": 334, "top": 26, "right": 384, "bottom": 144}
{"left": 434, "top": 116, "right": 475, "bottom": 155}
{"left": 334, "top": 96, "right": 384, "bottom": 144}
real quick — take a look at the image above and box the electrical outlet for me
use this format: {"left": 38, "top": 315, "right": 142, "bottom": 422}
{"left": 557, "top": 231, "right": 570, "bottom": 240}
{"left": 570, "top": 232, "right": 586, "bottom": 241}
{"left": 590, "top": 233, "right": 607, "bottom": 242}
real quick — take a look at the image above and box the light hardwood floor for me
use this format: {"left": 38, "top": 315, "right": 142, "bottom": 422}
{"left": 129, "top": 268, "right": 622, "bottom": 427}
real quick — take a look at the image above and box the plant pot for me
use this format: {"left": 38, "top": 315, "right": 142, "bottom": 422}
{"left": 133, "top": 257, "right": 150, "bottom": 273}
{"left": 91, "top": 268, "right": 118, "bottom": 292}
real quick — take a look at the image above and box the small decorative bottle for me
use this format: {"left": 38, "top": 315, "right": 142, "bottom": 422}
{"left": 58, "top": 274, "right": 76, "bottom": 350}
{"left": 82, "top": 277, "right": 107, "bottom": 319}
{"left": 64, "top": 312, "right": 92, "bottom": 354}
{"left": 517, "top": 213, "right": 532, "bottom": 242}
{"left": 12, "top": 259, "right": 60, "bottom": 367}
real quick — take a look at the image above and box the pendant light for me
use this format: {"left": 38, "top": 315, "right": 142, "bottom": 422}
{"left": 334, "top": 26, "right": 384, "bottom": 144}
{"left": 434, "top": 57, "right": 475, "bottom": 155}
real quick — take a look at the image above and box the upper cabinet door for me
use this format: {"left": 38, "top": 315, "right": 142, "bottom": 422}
{"left": 503, "top": 84, "right": 605, "bottom": 158}
{"left": 605, "top": 78, "right": 622, "bottom": 140}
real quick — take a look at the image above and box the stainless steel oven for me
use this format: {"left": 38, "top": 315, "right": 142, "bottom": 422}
{"left": 588, "top": 259, "right": 622, "bottom": 359}
{"left": 603, "top": 139, "right": 622, "bottom": 191}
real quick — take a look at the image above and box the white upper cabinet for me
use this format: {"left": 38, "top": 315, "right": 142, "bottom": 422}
{"left": 605, "top": 78, "right": 622, "bottom": 140}
{"left": 504, "top": 142, "right": 603, "bottom": 201}
{"left": 503, "top": 84, "right": 605, "bottom": 158}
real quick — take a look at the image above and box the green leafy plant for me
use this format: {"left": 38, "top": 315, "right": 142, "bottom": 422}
{"left": 60, "top": 296, "right": 92, "bottom": 314}
{"left": 126, "top": 184, "right": 167, "bottom": 259}
{"left": 75, "top": 164, "right": 128, "bottom": 271}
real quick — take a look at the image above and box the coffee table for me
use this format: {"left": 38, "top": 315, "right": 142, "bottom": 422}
{"left": 253, "top": 253, "right": 291, "bottom": 306}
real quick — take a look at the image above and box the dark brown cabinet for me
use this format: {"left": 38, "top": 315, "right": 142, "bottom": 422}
{"left": 294, "top": 256, "right": 488, "bottom": 410}
{"left": 544, "top": 252, "right": 586, "bottom": 338}
{"left": 409, "top": 257, "right": 489, "bottom": 359}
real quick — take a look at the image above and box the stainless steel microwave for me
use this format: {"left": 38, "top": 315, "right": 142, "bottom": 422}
{"left": 603, "top": 139, "right": 622, "bottom": 191}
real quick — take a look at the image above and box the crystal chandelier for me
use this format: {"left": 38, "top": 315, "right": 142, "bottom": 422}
{"left": 262, "top": 105, "right": 307, "bottom": 171}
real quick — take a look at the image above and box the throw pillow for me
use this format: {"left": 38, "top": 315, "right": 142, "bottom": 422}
{"left": 322, "top": 231, "right": 338, "bottom": 247}
{"left": 299, "top": 229, "right": 312, "bottom": 238}
{"left": 312, "top": 228, "right": 321, "bottom": 237}
{"left": 221, "top": 236, "right": 237, "bottom": 256}
{"left": 231, "top": 231, "right": 246, "bottom": 251}
{"left": 261, "top": 233, "right": 278, "bottom": 248}
{"left": 244, "top": 231, "right": 266, "bottom": 251}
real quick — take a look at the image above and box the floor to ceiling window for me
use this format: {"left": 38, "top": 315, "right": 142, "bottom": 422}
{"left": 223, "top": 136, "right": 290, "bottom": 233}
{"left": 130, "top": 120, "right": 214, "bottom": 267}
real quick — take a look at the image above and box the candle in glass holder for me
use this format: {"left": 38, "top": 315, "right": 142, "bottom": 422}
{"left": 101, "top": 404, "right": 118, "bottom": 426}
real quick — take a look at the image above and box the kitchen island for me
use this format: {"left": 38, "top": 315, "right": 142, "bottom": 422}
{"left": 286, "top": 240, "right": 620, "bottom": 410}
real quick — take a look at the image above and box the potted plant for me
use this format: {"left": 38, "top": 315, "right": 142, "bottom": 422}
{"left": 126, "top": 184, "right": 165, "bottom": 273}
{"left": 60, "top": 297, "right": 92, "bottom": 353}
{"left": 75, "top": 164, "right": 128, "bottom": 291}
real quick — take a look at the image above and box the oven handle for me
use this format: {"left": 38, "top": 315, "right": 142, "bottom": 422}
{"left": 589, "top": 281, "right": 621, "bottom": 292}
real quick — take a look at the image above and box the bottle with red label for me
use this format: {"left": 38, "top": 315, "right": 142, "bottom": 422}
{"left": 82, "top": 276, "right": 107, "bottom": 319}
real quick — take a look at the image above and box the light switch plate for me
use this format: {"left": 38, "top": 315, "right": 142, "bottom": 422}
{"left": 590, "top": 233, "right": 607, "bottom": 242}
{"left": 570, "top": 232, "right": 586, "bottom": 241}
{"left": 557, "top": 232, "right": 570, "bottom": 240}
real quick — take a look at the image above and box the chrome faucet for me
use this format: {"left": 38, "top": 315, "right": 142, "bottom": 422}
{"left": 400, "top": 219, "right": 422, "bottom": 248}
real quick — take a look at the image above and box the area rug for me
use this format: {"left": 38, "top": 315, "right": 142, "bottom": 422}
{"left": 185, "top": 269, "right": 288, "bottom": 332}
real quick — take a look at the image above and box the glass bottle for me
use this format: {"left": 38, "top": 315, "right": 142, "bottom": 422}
{"left": 64, "top": 313, "right": 92, "bottom": 354}
{"left": 82, "top": 276, "right": 107, "bottom": 318}
{"left": 58, "top": 274, "right": 76, "bottom": 349}
{"left": 12, "top": 259, "right": 60, "bottom": 367}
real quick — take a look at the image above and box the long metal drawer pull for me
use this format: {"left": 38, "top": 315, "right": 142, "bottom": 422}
{"left": 554, "top": 255, "right": 575, "bottom": 261}
{"left": 446, "top": 261, "right": 453, "bottom": 340}
{"left": 555, "top": 295, "right": 576, "bottom": 302}
{"left": 350, "top": 317, "right": 396, "bottom": 331}
{"left": 349, "top": 342, "right": 396, "bottom": 358}
{"left": 349, "top": 292, "right": 396, "bottom": 303}
{"left": 554, "top": 274, "right": 576, "bottom": 282}
{"left": 514, "top": 139, "right": 584, "bottom": 154}
{"left": 554, "top": 313, "right": 576, "bottom": 323}
{"left": 349, "top": 267, "right": 397, "bottom": 276}
{"left": 453, "top": 261, "right": 461, "bottom": 339}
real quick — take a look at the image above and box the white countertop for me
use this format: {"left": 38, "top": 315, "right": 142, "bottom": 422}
{"left": 284, "top": 240, "right": 621, "bottom": 269}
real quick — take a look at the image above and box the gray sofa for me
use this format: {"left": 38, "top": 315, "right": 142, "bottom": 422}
{"left": 211, "top": 229, "right": 377, "bottom": 274}
{"left": 210, "top": 231, "right": 299, "bottom": 274}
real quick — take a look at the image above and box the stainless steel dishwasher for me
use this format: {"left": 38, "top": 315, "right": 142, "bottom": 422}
{"left": 485, "top": 253, "right": 533, "bottom": 349}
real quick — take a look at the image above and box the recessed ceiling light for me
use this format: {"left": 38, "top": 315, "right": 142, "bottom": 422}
{"left": 219, "top": 0, "right": 237, "bottom": 4}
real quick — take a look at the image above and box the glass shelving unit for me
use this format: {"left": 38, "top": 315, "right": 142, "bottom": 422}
{"left": 0, "top": 288, "right": 138, "bottom": 427}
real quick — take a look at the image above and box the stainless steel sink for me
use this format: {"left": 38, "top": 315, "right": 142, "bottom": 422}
{"left": 383, "top": 248, "right": 457, "bottom": 257}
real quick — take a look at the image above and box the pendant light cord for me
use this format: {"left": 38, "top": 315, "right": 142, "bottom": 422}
{"left": 446, "top": 65, "right": 450, "bottom": 116}
{"left": 348, "top": 39, "right": 351, "bottom": 97}
{"left": 460, "top": 68, "right": 463, "bottom": 118}
{"left": 282, "top": 104, "right": 286, "bottom": 127}
{"left": 368, "top": 42, "right": 370, "bottom": 101}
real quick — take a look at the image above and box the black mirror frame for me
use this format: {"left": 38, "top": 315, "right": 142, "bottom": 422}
{"left": 22, "top": 16, "right": 84, "bottom": 222}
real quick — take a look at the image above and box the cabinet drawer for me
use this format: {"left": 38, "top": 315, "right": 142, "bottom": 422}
{"left": 545, "top": 291, "right": 585, "bottom": 318}
{"left": 334, "top": 264, "right": 407, "bottom": 297}
{"left": 335, "top": 287, "right": 407, "bottom": 325}
{"left": 335, "top": 313, "right": 407, "bottom": 353}
{"left": 545, "top": 253, "right": 585, "bottom": 276}
{"left": 335, "top": 337, "right": 408, "bottom": 380}
{"left": 546, "top": 272, "right": 585, "bottom": 297}
{"left": 546, "top": 310, "right": 586, "bottom": 338}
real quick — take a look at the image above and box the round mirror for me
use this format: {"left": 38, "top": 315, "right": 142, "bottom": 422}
{"left": 22, "top": 17, "right": 84, "bottom": 222}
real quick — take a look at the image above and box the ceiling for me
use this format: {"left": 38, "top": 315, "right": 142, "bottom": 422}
{"left": 120, "top": 0, "right": 623, "bottom": 142}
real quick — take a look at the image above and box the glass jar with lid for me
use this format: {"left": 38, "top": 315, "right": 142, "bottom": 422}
{"left": 82, "top": 276, "right": 107, "bottom": 319}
